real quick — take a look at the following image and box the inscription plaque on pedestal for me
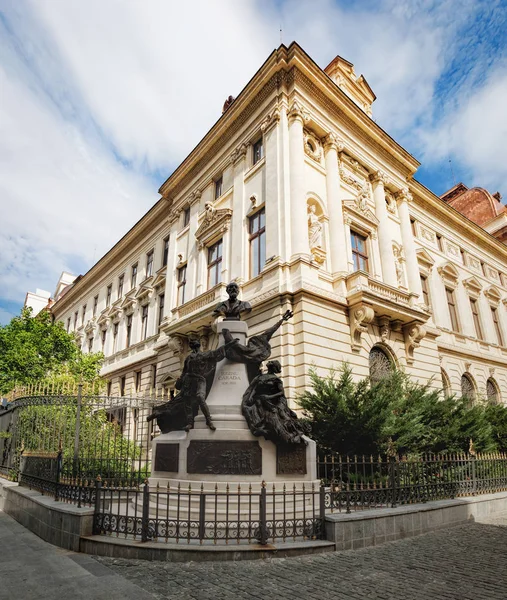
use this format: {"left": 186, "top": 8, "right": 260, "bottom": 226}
{"left": 154, "top": 443, "right": 179, "bottom": 473}
{"left": 276, "top": 443, "right": 307, "bottom": 475}
{"left": 187, "top": 441, "right": 262, "bottom": 475}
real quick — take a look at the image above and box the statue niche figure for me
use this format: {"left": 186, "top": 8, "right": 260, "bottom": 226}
{"left": 212, "top": 282, "right": 252, "bottom": 321}
{"left": 222, "top": 309, "right": 293, "bottom": 382}
{"left": 307, "top": 204, "right": 323, "bottom": 249}
{"left": 242, "top": 360, "right": 309, "bottom": 445}
{"left": 148, "top": 336, "right": 238, "bottom": 434}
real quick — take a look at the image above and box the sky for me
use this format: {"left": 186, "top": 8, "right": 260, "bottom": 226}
{"left": 1, "top": 0, "right": 506, "bottom": 324}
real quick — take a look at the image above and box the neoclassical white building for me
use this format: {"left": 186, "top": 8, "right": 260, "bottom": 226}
{"left": 51, "top": 44, "right": 507, "bottom": 406}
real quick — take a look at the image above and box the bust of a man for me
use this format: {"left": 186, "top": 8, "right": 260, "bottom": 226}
{"left": 212, "top": 282, "right": 252, "bottom": 321}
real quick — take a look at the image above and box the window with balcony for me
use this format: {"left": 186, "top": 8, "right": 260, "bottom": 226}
{"left": 126, "top": 315, "right": 133, "bottom": 348}
{"left": 214, "top": 175, "right": 223, "bottom": 200}
{"left": 469, "top": 298, "right": 483, "bottom": 339}
{"left": 351, "top": 231, "right": 369, "bottom": 272}
{"left": 491, "top": 306, "right": 504, "bottom": 346}
{"left": 158, "top": 293, "right": 165, "bottom": 327}
{"left": 445, "top": 287, "right": 460, "bottom": 332}
{"left": 177, "top": 265, "right": 187, "bottom": 305}
{"left": 162, "top": 236, "right": 169, "bottom": 267}
{"left": 118, "top": 274, "right": 124, "bottom": 298}
{"left": 207, "top": 239, "right": 223, "bottom": 288}
{"left": 249, "top": 208, "right": 266, "bottom": 278}
{"left": 131, "top": 263, "right": 138, "bottom": 288}
{"left": 146, "top": 250, "right": 154, "bottom": 278}
{"left": 141, "top": 305, "right": 149, "bottom": 341}
{"left": 252, "top": 137, "right": 264, "bottom": 165}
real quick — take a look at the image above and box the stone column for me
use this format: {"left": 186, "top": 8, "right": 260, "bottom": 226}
{"left": 397, "top": 190, "right": 424, "bottom": 300}
{"left": 288, "top": 101, "right": 308, "bottom": 259}
{"left": 186, "top": 190, "right": 201, "bottom": 299}
{"left": 229, "top": 143, "right": 248, "bottom": 282}
{"left": 370, "top": 171, "right": 397, "bottom": 287}
{"left": 262, "top": 108, "right": 282, "bottom": 262}
{"left": 323, "top": 134, "right": 348, "bottom": 274}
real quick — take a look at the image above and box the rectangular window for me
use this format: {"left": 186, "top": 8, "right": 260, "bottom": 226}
{"left": 420, "top": 275, "right": 430, "bottom": 306}
{"left": 177, "top": 265, "right": 187, "bottom": 305}
{"left": 126, "top": 315, "right": 133, "bottom": 348}
{"left": 158, "top": 294, "right": 165, "bottom": 327}
{"left": 82, "top": 304, "right": 86, "bottom": 325}
{"left": 445, "top": 287, "right": 459, "bottom": 331}
{"left": 112, "top": 323, "right": 119, "bottom": 353}
{"left": 214, "top": 175, "right": 223, "bottom": 200}
{"left": 74, "top": 311, "right": 78, "bottom": 328}
{"left": 101, "top": 329, "right": 107, "bottom": 351}
{"left": 107, "top": 381, "right": 112, "bottom": 397}
{"left": 436, "top": 234, "right": 444, "bottom": 252}
{"left": 491, "top": 306, "right": 503, "bottom": 346}
{"left": 252, "top": 138, "right": 264, "bottom": 165}
{"left": 131, "top": 263, "right": 138, "bottom": 288}
{"left": 470, "top": 298, "right": 483, "bottom": 339}
{"left": 106, "top": 284, "right": 112, "bottom": 307}
{"left": 66, "top": 317, "right": 71, "bottom": 333}
{"left": 135, "top": 371, "right": 142, "bottom": 393}
{"left": 207, "top": 239, "right": 223, "bottom": 288}
{"left": 183, "top": 207, "right": 190, "bottom": 228}
{"left": 88, "top": 337, "right": 93, "bottom": 352}
{"left": 118, "top": 274, "right": 124, "bottom": 298}
{"left": 410, "top": 218, "right": 417, "bottom": 237}
{"left": 162, "top": 236, "right": 170, "bottom": 267}
{"left": 120, "top": 376, "right": 126, "bottom": 397}
{"left": 141, "top": 305, "right": 149, "bottom": 341}
{"left": 351, "top": 231, "right": 369, "bottom": 272}
{"left": 152, "top": 364, "right": 157, "bottom": 388}
{"left": 249, "top": 208, "right": 266, "bottom": 278}
{"left": 146, "top": 250, "right": 154, "bottom": 278}
{"left": 93, "top": 295, "right": 98, "bottom": 316}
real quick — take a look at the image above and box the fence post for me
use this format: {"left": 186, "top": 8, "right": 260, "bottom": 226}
{"left": 258, "top": 481, "right": 268, "bottom": 545}
{"left": 73, "top": 384, "right": 83, "bottom": 478}
{"left": 471, "top": 455, "right": 477, "bottom": 496}
{"left": 141, "top": 481, "right": 150, "bottom": 542}
{"left": 389, "top": 456, "right": 398, "bottom": 508}
{"left": 55, "top": 450, "right": 62, "bottom": 502}
{"left": 319, "top": 482, "right": 326, "bottom": 539}
{"left": 92, "top": 476, "right": 102, "bottom": 535}
{"left": 198, "top": 490, "right": 206, "bottom": 542}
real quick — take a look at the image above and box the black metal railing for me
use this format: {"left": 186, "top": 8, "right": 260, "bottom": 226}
{"left": 318, "top": 452, "right": 507, "bottom": 512}
{"left": 93, "top": 480, "right": 325, "bottom": 545}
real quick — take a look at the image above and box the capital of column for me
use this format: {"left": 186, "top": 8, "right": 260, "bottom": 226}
{"left": 188, "top": 189, "right": 202, "bottom": 206}
{"left": 395, "top": 187, "right": 413, "bottom": 204}
{"left": 287, "top": 100, "right": 309, "bottom": 125}
{"left": 322, "top": 132, "right": 345, "bottom": 153}
{"left": 369, "top": 170, "right": 389, "bottom": 186}
{"left": 231, "top": 142, "right": 248, "bottom": 165}
{"left": 260, "top": 107, "right": 281, "bottom": 133}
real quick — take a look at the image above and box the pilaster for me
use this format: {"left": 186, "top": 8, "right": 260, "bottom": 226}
{"left": 370, "top": 171, "right": 397, "bottom": 287}
{"left": 397, "top": 190, "right": 424, "bottom": 301}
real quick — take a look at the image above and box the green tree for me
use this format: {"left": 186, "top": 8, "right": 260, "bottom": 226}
{"left": 298, "top": 364, "right": 500, "bottom": 456}
{"left": 0, "top": 307, "right": 104, "bottom": 395}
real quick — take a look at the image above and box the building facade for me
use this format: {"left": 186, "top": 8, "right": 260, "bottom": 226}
{"left": 50, "top": 44, "right": 507, "bottom": 406}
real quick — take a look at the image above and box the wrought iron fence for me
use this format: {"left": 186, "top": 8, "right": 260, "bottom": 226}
{"left": 93, "top": 480, "right": 324, "bottom": 545}
{"left": 318, "top": 452, "right": 507, "bottom": 512}
{"left": 0, "top": 390, "right": 164, "bottom": 487}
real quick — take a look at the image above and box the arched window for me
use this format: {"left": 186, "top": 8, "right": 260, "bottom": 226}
{"left": 460, "top": 373, "right": 476, "bottom": 404}
{"left": 369, "top": 346, "right": 394, "bottom": 383}
{"left": 486, "top": 378, "right": 500, "bottom": 404}
{"left": 441, "top": 369, "right": 451, "bottom": 398}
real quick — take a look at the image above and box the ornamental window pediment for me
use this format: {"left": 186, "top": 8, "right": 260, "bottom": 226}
{"left": 484, "top": 285, "right": 502, "bottom": 305}
{"left": 463, "top": 276, "right": 483, "bottom": 298}
{"left": 120, "top": 292, "right": 137, "bottom": 314}
{"left": 135, "top": 284, "right": 153, "bottom": 306}
{"left": 437, "top": 262, "right": 459, "bottom": 289}
{"left": 416, "top": 248, "right": 435, "bottom": 275}
{"left": 343, "top": 200, "right": 379, "bottom": 232}
{"left": 97, "top": 310, "right": 110, "bottom": 329}
{"left": 152, "top": 267, "right": 167, "bottom": 290}
{"left": 195, "top": 202, "right": 232, "bottom": 250}
{"left": 84, "top": 319, "right": 96, "bottom": 335}
{"left": 108, "top": 305, "right": 123, "bottom": 323}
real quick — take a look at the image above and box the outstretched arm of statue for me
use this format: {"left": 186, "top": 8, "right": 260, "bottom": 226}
{"left": 263, "top": 309, "right": 294, "bottom": 342}
{"left": 210, "top": 335, "right": 240, "bottom": 361}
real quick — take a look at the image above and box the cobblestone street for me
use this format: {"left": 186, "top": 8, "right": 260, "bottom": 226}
{"left": 1, "top": 510, "right": 506, "bottom": 600}
{"left": 94, "top": 513, "right": 507, "bottom": 600}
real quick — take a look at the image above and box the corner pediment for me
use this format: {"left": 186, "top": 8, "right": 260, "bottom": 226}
{"left": 437, "top": 262, "right": 459, "bottom": 288}
{"left": 195, "top": 203, "right": 232, "bottom": 249}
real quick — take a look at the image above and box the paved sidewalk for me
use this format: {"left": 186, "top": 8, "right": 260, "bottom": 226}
{"left": 0, "top": 511, "right": 154, "bottom": 600}
{"left": 1, "top": 509, "right": 506, "bottom": 600}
